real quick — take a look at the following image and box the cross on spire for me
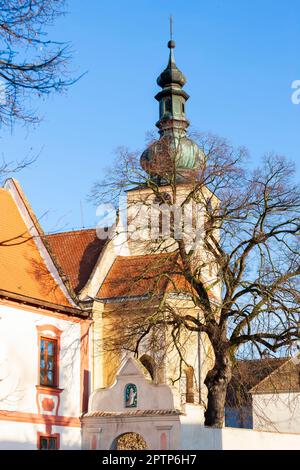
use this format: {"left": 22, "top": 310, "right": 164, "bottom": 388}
{"left": 170, "top": 15, "right": 173, "bottom": 41}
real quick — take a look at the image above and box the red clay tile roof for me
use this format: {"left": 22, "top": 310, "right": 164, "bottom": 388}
{"left": 250, "top": 356, "right": 300, "bottom": 394}
{"left": 226, "top": 358, "right": 287, "bottom": 407}
{"left": 46, "top": 229, "right": 106, "bottom": 294}
{"left": 97, "top": 253, "right": 192, "bottom": 299}
{"left": 0, "top": 187, "right": 72, "bottom": 307}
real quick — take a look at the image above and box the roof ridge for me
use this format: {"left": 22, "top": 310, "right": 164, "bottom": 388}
{"left": 46, "top": 228, "right": 97, "bottom": 236}
{"left": 249, "top": 356, "right": 292, "bottom": 393}
{"left": 237, "top": 357, "right": 287, "bottom": 364}
{"left": 116, "top": 252, "right": 178, "bottom": 260}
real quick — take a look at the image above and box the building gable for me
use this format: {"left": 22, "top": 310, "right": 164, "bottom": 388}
{"left": 250, "top": 356, "right": 300, "bottom": 395}
{"left": 0, "top": 179, "right": 77, "bottom": 309}
{"left": 46, "top": 229, "right": 106, "bottom": 294}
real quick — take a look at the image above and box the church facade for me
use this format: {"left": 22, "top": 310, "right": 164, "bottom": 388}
{"left": 0, "top": 38, "right": 299, "bottom": 450}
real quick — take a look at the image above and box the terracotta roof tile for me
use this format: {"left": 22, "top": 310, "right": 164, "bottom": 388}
{"left": 250, "top": 356, "right": 300, "bottom": 394}
{"left": 0, "top": 187, "right": 72, "bottom": 307}
{"left": 46, "top": 229, "right": 106, "bottom": 294}
{"left": 226, "top": 358, "right": 287, "bottom": 407}
{"left": 97, "top": 253, "right": 192, "bottom": 299}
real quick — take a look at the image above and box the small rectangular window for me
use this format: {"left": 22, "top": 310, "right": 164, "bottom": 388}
{"left": 40, "top": 436, "right": 58, "bottom": 450}
{"left": 173, "top": 99, "right": 180, "bottom": 115}
{"left": 40, "top": 337, "right": 57, "bottom": 387}
{"left": 164, "top": 98, "right": 172, "bottom": 113}
{"left": 181, "top": 102, "right": 185, "bottom": 113}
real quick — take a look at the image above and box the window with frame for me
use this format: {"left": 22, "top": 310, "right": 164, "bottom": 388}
{"left": 40, "top": 337, "right": 58, "bottom": 387}
{"left": 39, "top": 436, "right": 58, "bottom": 450}
{"left": 164, "top": 98, "right": 172, "bottom": 113}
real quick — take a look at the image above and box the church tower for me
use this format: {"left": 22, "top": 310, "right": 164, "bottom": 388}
{"left": 126, "top": 36, "right": 208, "bottom": 258}
{"left": 140, "top": 38, "right": 205, "bottom": 182}
{"left": 85, "top": 32, "right": 218, "bottom": 416}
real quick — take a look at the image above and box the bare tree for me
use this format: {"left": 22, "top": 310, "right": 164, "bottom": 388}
{"left": 0, "top": 2, "right": 78, "bottom": 245}
{"left": 0, "top": 0, "right": 77, "bottom": 127}
{"left": 91, "top": 131, "right": 300, "bottom": 428}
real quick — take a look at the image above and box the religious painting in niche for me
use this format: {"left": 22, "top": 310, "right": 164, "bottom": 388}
{"left": 125, "top": 383, "right": 137, "bottom": 408}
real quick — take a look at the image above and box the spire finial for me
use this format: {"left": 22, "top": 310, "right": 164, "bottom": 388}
{"left": 170, "top": 15, "right": 173, "bottom": 41}
{"left": 168, "top": 15, "right": 175, "bottom": 49}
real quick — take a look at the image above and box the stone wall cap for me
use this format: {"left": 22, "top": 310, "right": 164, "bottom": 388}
{"left": 83, "top": 409, "right": 182, "bottom": 418}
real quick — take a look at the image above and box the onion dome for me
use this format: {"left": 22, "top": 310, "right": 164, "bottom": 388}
{"left": 140, "top": 39, "right": 205, "bottom": 182}
{"left": 157, "top": 40, "right": 186, "bottom": 88}
{"left": 141, "top": 134, "right": 204, "bottom": 182}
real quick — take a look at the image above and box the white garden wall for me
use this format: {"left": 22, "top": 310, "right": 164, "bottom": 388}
{"left": 252, "top": 393, "right": 300, "bottom": 434}
{"left": 183, "top": 425, "right": 300, "bottom": 450}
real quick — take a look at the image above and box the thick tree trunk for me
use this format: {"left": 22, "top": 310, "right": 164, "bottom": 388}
{"left": 204, "top": 352, "right": 232, "bottom": 428}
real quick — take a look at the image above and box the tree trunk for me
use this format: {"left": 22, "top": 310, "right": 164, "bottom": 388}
{"left": 204, "top": 352, "right": 232, "bottom": 428}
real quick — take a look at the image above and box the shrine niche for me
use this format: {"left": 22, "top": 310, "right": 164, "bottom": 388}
{"left": 81, "top": 357, "right": 181, "bottom": 450}
{"left": 125, "top": 383, "right": 137, "bottom": 408}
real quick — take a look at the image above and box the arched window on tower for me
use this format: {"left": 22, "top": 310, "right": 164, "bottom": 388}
{"left": 185, "top": 366, "right": 195, "bottom": 404}
{"left": 139, "top": 354, "right": 156, "bottom": 381}
{"left": 153, "top": 193, "right": 175, "bottom": 240}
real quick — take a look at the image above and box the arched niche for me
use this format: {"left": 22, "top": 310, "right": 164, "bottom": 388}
{"left": 185, "top": 366, "right": 195, "bottom": 404}
{"left": 139, "top": 354, "right": 156, "bottom": 381}
{"left": 111, "top": 432, "right": 148, "bottom": 450}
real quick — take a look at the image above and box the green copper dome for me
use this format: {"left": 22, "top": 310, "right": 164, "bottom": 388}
{"left": 141, "top": 134, "right": 204, "bottom": 181}
{"left": 140, "top": 39, "right": 204, "bottom": 182}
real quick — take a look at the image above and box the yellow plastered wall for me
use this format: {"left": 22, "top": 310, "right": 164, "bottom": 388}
{"left": 91, "top": 296, "right": 214, "bottom": 407}
{"left": 91, "top": 302, "right": 126, "bottom": 390}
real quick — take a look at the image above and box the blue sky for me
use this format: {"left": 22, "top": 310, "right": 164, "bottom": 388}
{"left": 1, "top": 0, "right": 300, "bottom": 233}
